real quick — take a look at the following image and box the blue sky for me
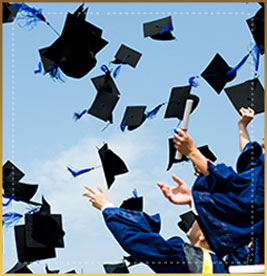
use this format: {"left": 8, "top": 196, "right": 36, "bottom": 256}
{"left": 3, "top": 2, "right": 264, "bottom": 273}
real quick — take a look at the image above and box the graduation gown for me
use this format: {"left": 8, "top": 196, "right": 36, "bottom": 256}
{"left": 103, "top": 207, "right": 227, "bottom": 273}
{"left": 192, "top": 141, "right": 264, "bottom": 262}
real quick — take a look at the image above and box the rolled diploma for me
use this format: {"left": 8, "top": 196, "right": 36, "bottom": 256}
{"left": 175, "top": 99, "right": 194, "bottom": 160}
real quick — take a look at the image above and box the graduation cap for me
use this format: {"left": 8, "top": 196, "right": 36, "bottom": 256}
{"left": 177, "top": 211, "right": 197, "bottom": 233}
{"left": 143, "top": 16, "right": 175, "bottom": 40}
{"left": 167, "top": 138, "right": 189, "bottom": 171}
{"left": 73, "top": 3, "right": 88, "bottom": 20}
{"left": 112, "top": 44, "right": 142, "bottom": 68}
{"left": 120, "top": 196, "right": 143, "bottom": 211}
{"left": 123, "top": 255, "right": 141, "bottom": 267}
{"left": 24, "top": 198, "right": 65, "bottom": 249}
{"left": 2, "top": 161, "right": 39, "bottom": 205}
{"left": 5, "top": 262, "right": 33, "bottom": 273}
{"left": 91, "top": 72, "right": 120, "bottom": 96}
{"left": 64, "top": 270, "right": 77, "bottom": 274}
{"left": 98, "top": 143, "right": 129, "bottom": 189}
{"left": 87, "top": 90, "right": 119, "bottom": 123}
{"left": 164, "top": 86, "right": 199, "bottom": 120}
{"left": 120, "top": 106, "right": 147, "bottom": 131}
{"left": 15, "top": 225, "right": 56, "bottom": 262}
{"left": 39, "top": 7, "right": 108, "bottom": 79}
{"left": 224, "top": 78, "right": 264, "bottom": 115}
{"left": 103, "top": 261, "right": 129, "bottom": 273}
{"left": 45, "top": 264, "right": 60, "bottom": 273}
{"left": 247, "top": 7, "right": 264, "bottom": 55}
{"left": 3, "top": 2, "right": 21, "bottom": 23}
{"left": 197, "top": 145, "right": 217, "bottom": 162}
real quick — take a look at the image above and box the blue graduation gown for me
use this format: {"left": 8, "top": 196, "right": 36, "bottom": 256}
{"left": 103, "top": 207, "right": 227, "bottom": 273}
{"left": 192, "top": 141, "right": 264, "bottom": 262}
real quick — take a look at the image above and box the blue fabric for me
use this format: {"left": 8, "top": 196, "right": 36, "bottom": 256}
{"left": 192, "top": 142, "right": 264, "bottom": 261}
{"left": 103, "top": 207, "right": 227, "bottom": 273}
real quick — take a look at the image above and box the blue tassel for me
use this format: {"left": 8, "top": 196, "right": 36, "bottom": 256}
{"left": 113, "top": 54, "right": 129, "bottom": 79}
{"left": 100, "top": 64, "right": 110, "bottom": 73}
{"left": 252, "top": 44, "right": 260, "bottom": 76}
{"left": 120, "top": 115, "right": 132, "bottom": 132}
{"left": 67, "top": 166, "right": 101, "bottom": 178}
{"left": 34, "top": 61, "right": 42, "bottom": 74}
{"left": 226, "top": 49, "right": 252, "bottom": 80}
{"left": 145, "top": 103, "right": 166, "bottom": 119}
{"left": 132, "top": 189, "right": 138, "bottom": 198}
{"left": 2, "top": 194, "right": 17, "bottom": 207}
{"left": 188, "top": 76, "right": 199, "bottom": 87}
{"left": 73, "top": 109, "right": 87, "bottom": 121}
{"left": 49, "top": 63, "right": 65, "bottom": 82}
{"left": 3, "top": 212, "right": 23, "bottom": 227}
{"left": 159, "top": 20, "right": 173, "bottom": 35}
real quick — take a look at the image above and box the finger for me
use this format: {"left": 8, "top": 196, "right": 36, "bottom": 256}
{"left": 97, "top": 186, "right": 104, "bottom": 193}
{"left": 248, "top": 107, "right": 255, "bottom": 115}
{"left": 84, "top": 185, "right": 96, "bottom": 194}
{"left": 172, "top": 174, "right": 182, "bottom": 186}
{"left": 82, "top": 193, "right": 95, "bottom": 199}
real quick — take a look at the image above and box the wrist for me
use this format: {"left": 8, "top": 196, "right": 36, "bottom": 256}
{"left": 188, "top": 147, "right": 199, "bottom": 160}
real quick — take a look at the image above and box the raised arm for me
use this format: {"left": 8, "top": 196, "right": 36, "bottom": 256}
{"left": 238, "top": 107, "right": 254, "bottom": 152}
{"left": 173, "top": 129, "right": 210, "bottom": 175}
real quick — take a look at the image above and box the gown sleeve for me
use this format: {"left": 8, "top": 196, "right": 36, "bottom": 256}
{"left": 102, "top": 207, "right": 188, "bottom": 273}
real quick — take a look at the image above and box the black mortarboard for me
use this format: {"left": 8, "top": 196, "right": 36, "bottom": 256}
{"left": 197, "top": 145, "right": 217, "bottom": 162}
{"left": 39, "top": 48, "right": 55, "bottom": 74}
{"left": 123, "top": 256, "right": 141, "bottom": 267}
{"left": 98, "top": 143, "right": 129, "bottom": 189}
{"left": 103, "top": 261, "right": 129, "bottom": 273}
{"left": 45, "top": 264, "right": 60, "bottom": 273}
{"left": 143, "top": 16, "right": 175, "bottom": 40}
{"left": 5, "top": 262, "right": 33, "bottom": 273}
{"left": 164, "top": 86, "right": 199, "bottom": 120}
{"left": 3, "top": 3, "right": 21, "bottom": 23}
{"left": 3, "top": 161, "right": 39, "bottom": 204}
{"left": 247, "top": 7, "right": 264, "bottom": 55}
{"left": 91, "top": 72, "right": 120, "bottom": 96}
{"left": 3, "top": 160, "right": 24, "bottom": 183}
{"left": 39, "top": 196, "right": 51, "bottom": 215}
{"left": 73, "top": 4, "right": 88, "bottom": 20}
{"left": 120, "top": 196, "right": 143, "bottom": 211}
{"left": 201, "top": 53, "right": 235, "bottom": 94}
{"left": 177, "top": 211, "right": 197, "bottom": 233}
{"left": 120, "top": 106, "right": 147, "bottom": 131}
{"left": 167, "top": 138, "right": 189, "bottom": 171}
{"left": 64, "top": 270, "right": 77, "bottom": 274}
{"left": 25, "top": 212, "right": 65, "bottom": 248}
{"left": 40, "top": 9, "right": 108, "bottom": 79}
{"left": 87, "top": 90, "right": 119, "bottom": 123}
{"left": 15, "top": 225, "right": 56, "bottom": 262}
{"left": 224, "top": 78, "right": 264, "bottom": 115}
{"left": 112, "top": 44, "right": 142, "bottom": 68}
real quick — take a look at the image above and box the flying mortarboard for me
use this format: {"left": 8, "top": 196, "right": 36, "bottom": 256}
{"left": 201, "top": 53, "right": 235, "bottom": 94}
{"left": 224, "top": 78, "right": 264, "bottom": 115}
{"left": 112, "top": 44, "right": 142, "bottom": 68}
{"left": 120, "top": 106, "right": 147, "bottom": 131}
{"left": 98, "top": 143, "right": 129, "bottom": 189}
{"left": 143, "top": 16, "right": 175, "bottom": 40}
{"left": 103, "top": 261, "right": 130, "bottom": 273}
{"left": 178, "top": 211, "right": 197, "bottom": 233}
{"left": 164, "top": 86, "right": 199, "bottom": 120}
{"left": 15, "top": 225, "right": 56, "bottom": 262}
{"left": 197, "top": 145, "right": 217, "bottom": 162}
{"left": 64, "top": 270, "right": 77, "bottom": 274}
{"left": 91, "top": 72, "right": 120, "bottom": 96}
{"left": 5, "top": 262, "right": 33, "bottom": 273}
{"left": 2, "top": 161, "right": 39, "bottom": 205}
{"left": 39, "top": 6, "right": 108, "bottom": 79}
{"left": 167, "top": 138, "right": 189, "bottom": 171}
{"left": 3, "top": 2, "right": 21, "bottom": 23}
{"left": 88, "top": 90, "right": 120, "bottom": 123}
{"left": 24, "top": 198, "right": 65, "bottom": 249}
{"left": 120, "top": 196, "right": 143, "bottom": 211}
{"left": 247, "top": 7, "right": 264, "bottom": 55}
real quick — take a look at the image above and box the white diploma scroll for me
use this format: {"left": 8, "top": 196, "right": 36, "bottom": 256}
{"left": 175, "top": 99, "right": 194, "bottom": 160}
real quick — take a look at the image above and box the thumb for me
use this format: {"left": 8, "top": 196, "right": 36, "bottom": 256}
{"left": 172, "top": 174, "right": 183, "bottom": 186}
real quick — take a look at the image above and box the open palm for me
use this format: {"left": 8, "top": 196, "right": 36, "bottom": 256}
{"left": 157, "top": 174, "right": 192, "bottom": 206}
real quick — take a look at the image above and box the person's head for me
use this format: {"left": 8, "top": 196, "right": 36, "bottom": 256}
{"left": 186, "top": 220, "right": 210, "bottom": 250}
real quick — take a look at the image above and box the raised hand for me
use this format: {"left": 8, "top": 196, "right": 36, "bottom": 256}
{"left": 157, "top": 174, "right": 192, "bottom": 206}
